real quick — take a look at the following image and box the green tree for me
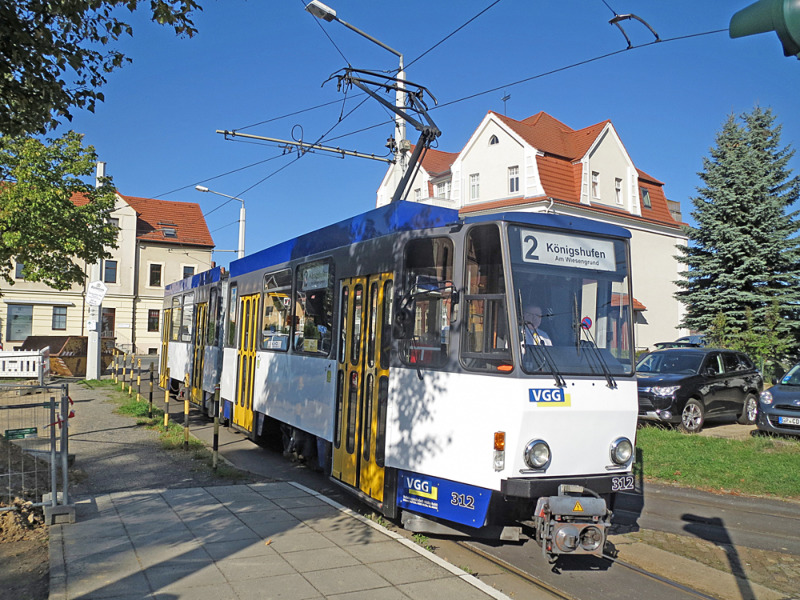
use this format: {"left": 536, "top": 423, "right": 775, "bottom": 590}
{"left": 0, "top": 1, "right": 201, "bottom": 137}
{"left": 676, "top": 107, "right": 800, "bottom": 351}
{"left": 0, "top": 131, "right": 118, "bottom": 290}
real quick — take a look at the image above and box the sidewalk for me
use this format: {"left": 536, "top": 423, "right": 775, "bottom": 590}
{"left": 49, "top": 482, "right": 509, "bottom": 600}
{"left": 48, "top": 381, "right": 534, "bottom": 600}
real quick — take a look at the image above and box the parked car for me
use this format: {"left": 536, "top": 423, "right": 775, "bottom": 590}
{"left": 757, "top": 363, "right": 800, "bottom": 437}
{"left": 636, "top": 348, "right": 762, "bottom": 433}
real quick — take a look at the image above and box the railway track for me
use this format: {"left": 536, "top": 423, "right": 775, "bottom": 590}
{"left": 458, "top": 537, "right": 721, "bottom": 600}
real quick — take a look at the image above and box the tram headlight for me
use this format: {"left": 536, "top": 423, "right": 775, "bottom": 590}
{"left": 610, "top": 437, "right": 633, "bottom": 465}
{"left": 523, "top": 439, "right": 551, "bottom": 470}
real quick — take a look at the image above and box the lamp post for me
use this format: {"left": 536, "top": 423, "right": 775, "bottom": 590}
{"left": 195, "top": 186, "right": 245, "bottom": 259}
{"left": 305, "top": 0, "right": 407, "bottom": 186}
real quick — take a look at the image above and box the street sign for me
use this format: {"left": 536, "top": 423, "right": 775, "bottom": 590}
{"left": 86, "top": 280, "right": 108, "bottom": 307}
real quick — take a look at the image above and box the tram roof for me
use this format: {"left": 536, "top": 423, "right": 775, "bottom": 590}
{"left": 165, "top": 265, "right": 222, "bottom": 295}
{"left": 230, "top": 201, "right": 460, "bottom": 277}
{"left": 463, "top": 211, "right": 632, "bottom": 239}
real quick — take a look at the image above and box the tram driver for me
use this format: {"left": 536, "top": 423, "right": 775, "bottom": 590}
{"left": 522, "top": 304, "right": 552, "bottom": 346}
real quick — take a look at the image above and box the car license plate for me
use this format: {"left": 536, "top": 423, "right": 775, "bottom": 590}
{"left": 778, "top": 416, "right": 800, "bottom": 426}
{"left": 611, "top": 475, "right": 635, "bottom": 492}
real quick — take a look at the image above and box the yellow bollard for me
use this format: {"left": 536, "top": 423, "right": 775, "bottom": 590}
{"left": 136, "top": 358, "right": 142, "bottom": 401}
{"left": 183, "top": 374, "right": 190, "bottom": 450}
{"left": 121, "top": 353, "right": 128, "bottom": 390}
{"left": 163, "top": 367, "right": 170, "bottom": 428}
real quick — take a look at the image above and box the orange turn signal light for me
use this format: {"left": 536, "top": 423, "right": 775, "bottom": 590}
{"left": 494, "top": 431, "right": 505, "bottom": 451}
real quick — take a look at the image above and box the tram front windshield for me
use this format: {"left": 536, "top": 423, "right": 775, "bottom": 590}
{"left": 508, "top": 224, "right": 634, "bottom": 376}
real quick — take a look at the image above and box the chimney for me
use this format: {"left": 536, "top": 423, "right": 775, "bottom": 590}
{"left": 96, "top": 162, "right": 106, "bottom": 188}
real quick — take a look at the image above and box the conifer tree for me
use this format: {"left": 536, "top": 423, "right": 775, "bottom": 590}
{"left": 676, "top": 107, "right": 800, "bottom": 350}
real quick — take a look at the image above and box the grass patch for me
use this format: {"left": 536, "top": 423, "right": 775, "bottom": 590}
{"left": 85, "top": 379, "right": 246, "bottom": 480}
{"left": 636, "top": 425, "right": 800, "bottom": 499}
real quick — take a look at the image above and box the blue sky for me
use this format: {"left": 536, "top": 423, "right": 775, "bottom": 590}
{"left": 59, "top": 1, "right": 799, "bottom": 270}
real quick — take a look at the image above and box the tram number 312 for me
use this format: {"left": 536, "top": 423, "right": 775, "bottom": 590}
{"left": 451, "top": 493, "right": 475, "bottom": 509}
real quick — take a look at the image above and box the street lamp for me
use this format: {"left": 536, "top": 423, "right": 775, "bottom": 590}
{"left": 305, "top": 1, "right": 407, "bottom": 182}
{"left": 195, "top": 185, "right": 246, "bottom": 259}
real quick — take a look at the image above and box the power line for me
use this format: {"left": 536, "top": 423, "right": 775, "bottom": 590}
{"left": 406, "top": 0, "right": 504, "bottom": 71}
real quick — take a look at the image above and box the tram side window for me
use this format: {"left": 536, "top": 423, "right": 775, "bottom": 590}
{"left": 461, "top": 225, "right": 512, "bottom": 372}
{"left": 227, "top": 283, "right": 238, "bottom": 347}
{"left": 206, "top": 287, "right": 222, "bottom": 346}
{"left": 261, "top": 269, "right": 292, "bottom": 351}
{"left": 398, "top": 237, "right": 454, "bottom": 368}
{"left": 170, "top": 296, "right": 181, "bottom": 342}
{"left": 180, "top": 292, "right": 194, "bottom": 342}
{"left": 294, "top": 260, "right": 334, "bottom": 355}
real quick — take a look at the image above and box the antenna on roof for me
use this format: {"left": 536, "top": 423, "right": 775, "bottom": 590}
{"left": 501, "top": 92, "right": 511, "bottom": 115}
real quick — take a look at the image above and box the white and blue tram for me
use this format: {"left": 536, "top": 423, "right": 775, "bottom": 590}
{"left": 161, "top": 201, "right": 638, "bottom": 559}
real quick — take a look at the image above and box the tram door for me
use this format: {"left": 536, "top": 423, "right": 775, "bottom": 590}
{"left": 234, "top": 294, "right": 259, "bottom": 432}
{"left": 190, "top": 302, "right": 207, "bottom": 404}
{"left": 333, "top": 274, "right": 392, "bottom": 503}
{"left": 159, "top": 308, "right": 172, "bottom": 388}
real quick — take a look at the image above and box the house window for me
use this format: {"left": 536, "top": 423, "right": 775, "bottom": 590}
{"left": 162, "top": 227, "right": 177, "bottom": 238}
{"left": 148, "top": 309, "right": 160, "bottom": 332}
{"left": 101, "top": 307, "right": 115, "bottom": 338}
{"left": 489, "top": 135, "right": 499, "bottom": 145}
{"left": 591, "top": 171, "right": 600, "bottom": 198}
{"left": 52, "top": 306, "right": 67, "bottom": 330}
{"left": 470, "top": 173, "right": 480, "bottom": 201}
{"left": 615, "top": 178, "right": 623, "bottom": 204}
{"left": 182, "top": 266, "right": 195, "bottom": 279}
{"left": 414, "top": 188, "right": 421, "bottom": 201}
{"left": 103, "top": 259, "right": 117, "bottom": 284}
{"left": 149, "top": 264, "right": 162, "bottom": 287}
{"left": 14, "top": 262, "right": 24, "bottom": 280}
{"left": 509, "top": 166, "right": 520, "bottom": 194}
{"left": 640, "top": 187, "right": 652, "bottom": 208}
{"left": 436, "top": 181, "right": 451, "bottom": 199}
{"left": 7, "top": 305, "right": 33, "bottom": 341}
{"left": 148, "top": 348, "right": 158, "bottom": 355}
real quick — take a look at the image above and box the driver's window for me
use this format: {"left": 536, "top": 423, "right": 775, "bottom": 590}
{"left": 398, "top": 236, "right": 454, "bottom": 368}
{"left": 704, "top": 353, "right": 723, "bottom": 375}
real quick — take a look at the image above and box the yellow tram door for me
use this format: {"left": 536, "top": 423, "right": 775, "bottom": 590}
{"left": 159, "top": 308, "right": 172, "bottom": 388}
{"left": 234, "top": 294, "right": 259, "bottom": 432}
{"left": 333, "top": 274, "right": 392, "bottom": 503}
{"left": 190, "top": 302, "right": 207, "bottom": 405}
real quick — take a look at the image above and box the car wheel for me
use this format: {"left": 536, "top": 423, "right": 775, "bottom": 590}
{"left": 737, "top": 394, "right": 758, "bottom": 425}
{"left": 679, "top": 399, "right": 705, "bottom": 433}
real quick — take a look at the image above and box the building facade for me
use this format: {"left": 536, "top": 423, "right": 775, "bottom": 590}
{"left": 1, "top": 193, "right": 214, "bottom": 355}
{"left": 377, "top": 111, "right": 688, "bottom": 350}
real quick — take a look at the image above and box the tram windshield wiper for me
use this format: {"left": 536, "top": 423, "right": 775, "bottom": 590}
{"left": 578, "top": 320, "right": 617, "bottom": 389}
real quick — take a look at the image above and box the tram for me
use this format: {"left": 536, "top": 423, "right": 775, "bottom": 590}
{"left": 161, "top": 200, "right": 638, "bottom": 560}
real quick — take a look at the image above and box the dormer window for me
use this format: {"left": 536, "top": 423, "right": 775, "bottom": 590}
{"left": 489, "top": 135, "right": 499, "bottom": 145}
{"left": 640, "top": 187, "right": 652, "bottom": 208}
{"left": 158, "top": 221, "right": 178, "bottom": 238}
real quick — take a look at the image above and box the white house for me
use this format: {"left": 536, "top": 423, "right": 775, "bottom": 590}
{"left": 2, "top": 192, "right": 214, "bottom": 355}
{"left": 377, "top": 111, "right": 688, "bottom": 350}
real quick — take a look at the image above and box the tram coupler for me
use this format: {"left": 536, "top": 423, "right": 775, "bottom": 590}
{"left": 533, "top": 484, "right": 611, "bottom": 561}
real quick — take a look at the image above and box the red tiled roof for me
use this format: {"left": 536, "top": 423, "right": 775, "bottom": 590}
{"left": 494, "top": 111, "right": 610, "bottom": 160}
{"left": 414, "top": 146, "right": 458, "bottom": 176}
{"left": 122, "top": 195, "right": 214, "bottom": 247}
{"left": 613, "top": 293, "right": 647, "bottom": 311}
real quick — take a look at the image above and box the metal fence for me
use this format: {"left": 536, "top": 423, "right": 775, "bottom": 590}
{"left": 0, "top": 382, "right": 71, "bottom": 514}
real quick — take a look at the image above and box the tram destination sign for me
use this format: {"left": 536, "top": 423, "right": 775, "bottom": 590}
{"left": 519, "top": 229, "right": 616, "bottom": 272}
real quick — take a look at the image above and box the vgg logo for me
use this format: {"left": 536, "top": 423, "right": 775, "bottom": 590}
{"left": 406, "top": 477, "right": 438, "bottom": 500}
{"left": 529, "top": 388, "right": 567, "bottom": 404}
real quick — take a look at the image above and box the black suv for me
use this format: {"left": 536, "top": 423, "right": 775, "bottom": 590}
{"left": 636, "top": 348, "right": 762, "bottom": 433}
